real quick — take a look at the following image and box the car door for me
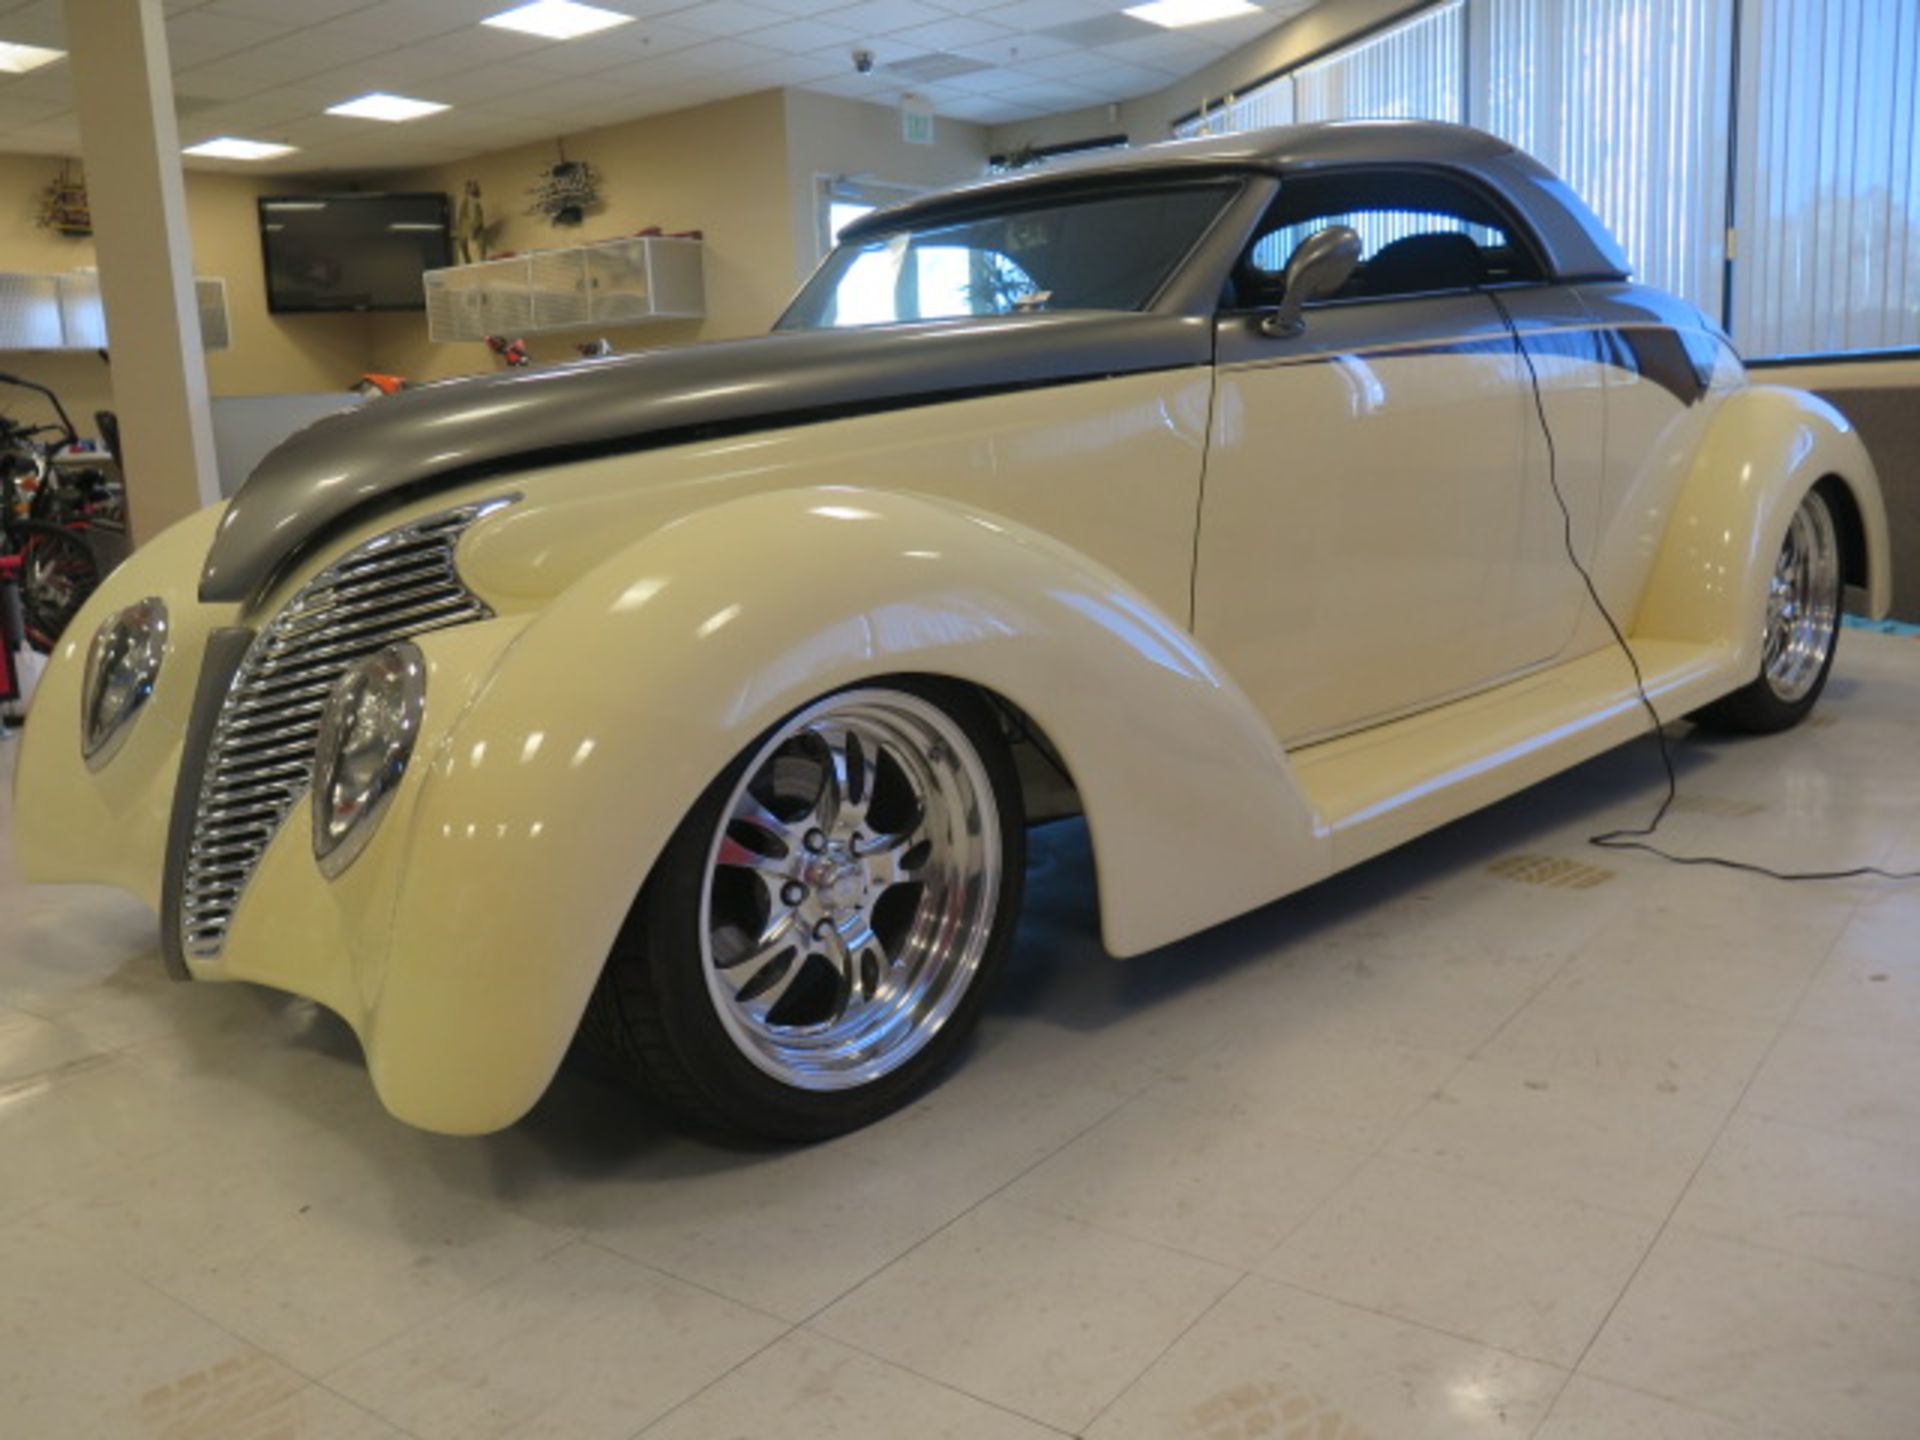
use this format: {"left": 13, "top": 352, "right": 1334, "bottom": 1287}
{"left": 1192, "top": 168, "right": 1601, "bottom": 745}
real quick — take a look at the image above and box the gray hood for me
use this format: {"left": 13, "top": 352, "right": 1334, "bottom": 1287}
{"left": 199, "top": 311, "right": 1213, "bottom": 605}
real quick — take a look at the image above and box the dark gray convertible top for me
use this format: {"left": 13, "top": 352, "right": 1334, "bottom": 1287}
{"left": 842, "top": 120, "right": 1630, "bottom": 284}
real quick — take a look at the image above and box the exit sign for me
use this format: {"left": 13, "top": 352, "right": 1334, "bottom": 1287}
{"left": 902, "top": 99, "right": 934, "bottom": 146}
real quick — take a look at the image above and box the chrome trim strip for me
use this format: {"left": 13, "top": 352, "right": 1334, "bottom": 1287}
{"left": 160, "top": 626, "right": 255, "bottom": 980}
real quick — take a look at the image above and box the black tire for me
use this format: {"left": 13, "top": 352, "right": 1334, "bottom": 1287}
{"left": 6, "top": 521, "right": 100, "bottom": 652}
{"left": 1691, "top": 485, "right": 1844, "bottom": 735}
{"left": 577, "top": 677, "right": 1026, "bottom": 1142}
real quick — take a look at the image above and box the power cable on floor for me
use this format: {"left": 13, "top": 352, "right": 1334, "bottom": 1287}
{"left": 1480, "top": 283, "right": 1920, "bottom": 883}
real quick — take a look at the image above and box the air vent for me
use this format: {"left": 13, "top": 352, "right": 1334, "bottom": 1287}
{"left": 196, "top": 277, "right": 230, "bottom": 352}
{"left": 885, "top": 52, "right": 994, "bottom": 83}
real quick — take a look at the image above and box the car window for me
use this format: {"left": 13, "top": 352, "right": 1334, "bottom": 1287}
{"left": 1249, "top": 211, "right": 1508, "bottom": 274}
{"left": 781, "top": 185, "right": 1235, "bottom": 330}
{"left": 1231, "top": 170, "right": 1544, "bottom": 308}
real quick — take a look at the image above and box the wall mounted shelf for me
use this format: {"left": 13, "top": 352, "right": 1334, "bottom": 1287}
{"left": 423, "top": 235, "right": 704, "bottom": 343}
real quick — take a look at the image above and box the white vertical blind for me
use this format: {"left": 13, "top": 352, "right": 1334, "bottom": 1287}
{"left": 1177, "top": 74, "right": 1294, "bottom": 138}
{"left": 1471, "top": 0, "right": 1734, "bottom": 319}
{"left": 1294, "top": 1, "right": 1465, "bottom": 122}
{"left": 1731, "top": 0, "right": 1920, "bottom": 356}
{"left": 1164, "top": 0, "right": 1911, "bottom": 356}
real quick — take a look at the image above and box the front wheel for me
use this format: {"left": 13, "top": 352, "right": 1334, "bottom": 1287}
{"left": 1692, "top": 484, "right": 1844, "bottom": 734}
{"left": 579, "top": 678, "right": 1025, "bottom": 1141}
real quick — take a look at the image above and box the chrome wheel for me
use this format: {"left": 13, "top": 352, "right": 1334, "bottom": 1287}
{"left": 1761, "top": 490, "right": 1841, "bottom": 704}
{"left": 699, "top": 688, "right": 1002, "bottom": 1092}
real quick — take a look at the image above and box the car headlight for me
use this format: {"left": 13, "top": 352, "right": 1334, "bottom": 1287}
{"left": 312, "top": 641, "right": 425, "bottom": 880}
{"left": 80, "top": 597, "right": 169, "bottom": 770}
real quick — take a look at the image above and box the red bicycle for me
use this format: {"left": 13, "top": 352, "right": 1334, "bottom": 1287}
{"left": 0, "top": 375, "right": 102, "bottom": 652}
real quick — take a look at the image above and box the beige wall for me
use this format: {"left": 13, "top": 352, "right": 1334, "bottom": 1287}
{"left": 0, "top": 88, "right": 986, "bottom": 425}
{"left": 990, "top": 0, "right": 1421, "bottom": 154}
{"left": 366, "top": 89, "right": 797, "bottom": 381}
{"left": 784, "top": 89, "right": 989, "bottom": 274}
{"left": 0, "top": 152, "right": 368, "bottom": 442}
{"left": 367, "top": 89, "right": 986, "bottom": 382}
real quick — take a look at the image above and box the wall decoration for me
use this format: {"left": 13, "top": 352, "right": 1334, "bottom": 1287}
{"left": 485, "top": 334, "right": 530, "bottom": 367}
{"left": 453, "top": 179, "right": 488, "bottom": 264}
{"left": 37, "top": 162, "right": 91, "bottom": 238}
{"left": 526, "top": 145, "right": 601, "bottom": 228}
{"left": 995, "top": 142, "right": 1042, "bottom": 174}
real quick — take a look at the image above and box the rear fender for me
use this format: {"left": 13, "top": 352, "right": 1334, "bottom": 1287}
{"left": 368, "top": 485, "right": 1327, "bottom": 1132}
{"left": 1633, "top": 385, "right": 1890, "bottom": 665}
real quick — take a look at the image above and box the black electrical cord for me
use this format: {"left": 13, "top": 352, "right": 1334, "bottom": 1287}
{"left": 1480, "top": 284, "right": 1920, "bottom": 883}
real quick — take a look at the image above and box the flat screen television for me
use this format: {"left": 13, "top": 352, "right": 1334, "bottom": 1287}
{"left": 259, "top": 193, "right": 451, "bottom": 313}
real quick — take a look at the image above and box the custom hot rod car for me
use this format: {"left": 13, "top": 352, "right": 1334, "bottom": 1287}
{"left": 15, "top": 122, "right": 1890, "bottom": 1140}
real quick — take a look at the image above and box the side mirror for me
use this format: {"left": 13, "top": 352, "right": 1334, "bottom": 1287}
{"left": 1261, "top": 225, "right": 1362, "bottom": 338}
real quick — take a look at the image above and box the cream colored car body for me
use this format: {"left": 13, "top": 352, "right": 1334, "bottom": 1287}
{"left": 13, "top": 129, "right": 1892, "bottom": 1134}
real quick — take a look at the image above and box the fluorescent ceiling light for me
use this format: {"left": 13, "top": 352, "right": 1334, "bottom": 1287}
{"left": 327, "top": 92, "right": 448, "bottom": 122}
{"left": 183, "top": 137, "right": 296, "bottom": 161}
{"left": 482, "top": 0, "right": 634, "bottom": 41}
{"left": 0, "top": 41, "right": 65, "bottom": 75}
{"left": 1125, "top": 0, "right": 1262, "bottom": 27}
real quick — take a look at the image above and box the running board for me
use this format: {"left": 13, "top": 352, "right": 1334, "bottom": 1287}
{"left": 1288, "top": 640, "right": 1737, "bottom": 870}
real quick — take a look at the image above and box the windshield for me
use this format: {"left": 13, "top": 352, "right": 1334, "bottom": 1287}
{"left": 779, "top": 184, "right": 1235, "bottom": 331}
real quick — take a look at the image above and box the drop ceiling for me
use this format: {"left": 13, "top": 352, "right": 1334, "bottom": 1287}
{"left": 0, "top": 0, "right": 1312, "bottom": 174}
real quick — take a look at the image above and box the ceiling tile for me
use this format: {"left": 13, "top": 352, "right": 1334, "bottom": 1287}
{"left": 748, "top": 16, "right": 862, "bottom": 52}
{"left": 0, "top": 64, "right": 70, "bottom": 103}
{"left": 0, "top": 94, "right": 60, "bottom": 126}
{"left": 200, "top": 0, "right": 377, "bottom": 21}
{"left": 663, "top": 0, "right": 794, "bottom": 34}
{"left": 815, "top": 1, "right": 953, "bottom": 36}
{"left": 0, "top": 0, "right": 67, "bottom": 48}
{"left": 163, "top": 9, "right": 293, "bottom": 66}
{"left": 976, "top": 0, "right": 1110, "bottom": 29}
{"left": 884, "top": 14, "right": 1010, "bottom": 50}
{"left": 2, "top": 0, "right": 1317, "bottom": 177}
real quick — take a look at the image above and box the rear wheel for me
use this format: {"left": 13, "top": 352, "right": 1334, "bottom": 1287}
{"left": 1692, "top": 485, "right": 1843, "bottom": 734}
{"left": 6, "top": 521, "right": 99, "bottom": 652}
{"left": 579, "top": 679, "right": 1025, "bottom": 1141}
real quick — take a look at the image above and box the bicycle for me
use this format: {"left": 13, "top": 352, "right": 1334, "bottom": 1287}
{"left": 0, "top": 375, "right": 103, "bottom": 652}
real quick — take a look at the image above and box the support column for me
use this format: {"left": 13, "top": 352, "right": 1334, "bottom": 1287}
{"left": 66, "top": 0, "right": 220, "bottom": 547}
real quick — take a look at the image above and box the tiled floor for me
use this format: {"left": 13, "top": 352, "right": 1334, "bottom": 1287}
{"left": 4, "top": 632, "right": 1919, "bottom": 1439}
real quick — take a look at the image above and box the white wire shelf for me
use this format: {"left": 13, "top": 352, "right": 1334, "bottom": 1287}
{"left": 424, "top": 235, "right": 704, "bottom": 343}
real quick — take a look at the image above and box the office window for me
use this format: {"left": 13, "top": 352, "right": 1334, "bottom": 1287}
{"left": 1177, "top": 73, "right": 1295, "bottom": 138}
{"left": 1167, "top": 0, "right": 1909, "bottom": 356}
{"left": 1730, "top": 0, "right": 1920, "bottom": 356}
{"left": 1472, "top": 0, "right": 1735, "bottom": 319}
{"left": 815, "top": 177, "right": 923, "bottom": 266}
{"left": 1294, "top": 0, "right": 1465, "bottom": 123}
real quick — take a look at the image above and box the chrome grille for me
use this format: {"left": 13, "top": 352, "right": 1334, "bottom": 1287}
{"left": 178, "top": 497, "right": 512, "bottom": 960}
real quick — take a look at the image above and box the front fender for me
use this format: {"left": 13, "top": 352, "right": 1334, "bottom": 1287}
{"left": 366, "top": 485, "right": 1326, "bottom": 1133}
{"left": 12, "top": 503, "right": 236, "bottom": 900}
{"left": 1634, "top": 385, "right": 1891, "bottom": 665}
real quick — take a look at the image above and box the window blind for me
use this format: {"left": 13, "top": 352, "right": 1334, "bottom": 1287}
{"left": 1293, "top": 0, "right": 1465, "bottom": 123}
{"left": 1160, "top": 0, "right": 1910, "bottom": 357}
{"left": 1471, "top": 0, "right": 1735, "bottom": 319}
{"left": 1177, "top": 73, "right": 1295, "bottom": 138}
{"left": 1730, "top": 0, "right": 1920, "bottom": 356}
